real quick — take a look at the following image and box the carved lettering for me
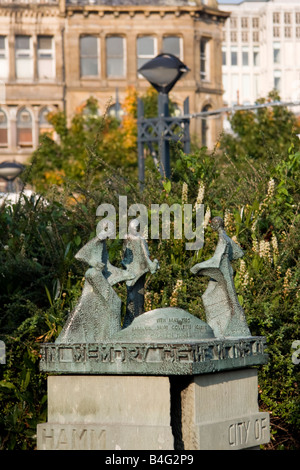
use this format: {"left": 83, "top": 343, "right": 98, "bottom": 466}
{"left": 56, "top": 428, "right": 68, "bottom": 450}
{"left": 228, "top": 421, "right": 250, "bottom": 447}
{"left": 72, "top": 428, "right": 87, "bottom": 449}
{"left": 144, "top": 347, "right": 162, "bottom": 362}
{"left": 39, "top": 426, "right": 106, "bottom": 450}
{"left": 73, "top": 345, "right": 86, "bottom": 362}
{"left": 176, "top": 346, "right": 193, "bottom": 363}
{"left": 228, "top": 416, "right": 268, "bottom": 448}
{"left": 254, "top": 417, "right": 268, "bottom": 441}
{"left": 162, "top": 347, "right": 176, "bottom": 362}
{"left": 41, "top": 426, "right": 55, "bottom": 450}
{"left": 98, "top": 346, "right": 112, "bottom": 362}
{"left": 39, "top": 337, "right": 267, "bottom": 374}
{"left": 111, "top": 346, "right": 126, "bottom": 362}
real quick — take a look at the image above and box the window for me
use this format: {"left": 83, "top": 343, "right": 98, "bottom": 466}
{"left": 162, "top": 36, "right": 181, "bottom": 59}
{"left": 273, "top": 12, "right": 280, "bottom": 24}
{"left": 137, "top": 36, "right": 156, "bottom": 72}
{"left": 222, "top": 47, "right": 226, "bottom": 66}
{"left": 37, "top": 36, "right": 55, "bottom": 79}
{"left": 171, "top": 103, "right": 182, "bottom": 117}
{"left": 231, "top": 47, "right": 238, "bottom": 66}
{"left": 106, "top": 36, "right": 125, "bottom": 78}
{"left": 242, "top": 32, "right": 248, "bottom": 43}
{"left": 230, "top": 17, "right": 237, "bottom": 29}
{"left": 222, "top": 74, "right": 228, "bottom": 103}
{"left": 0, "top": 108, "right": 8, "bottom": 147}
{"left": 252, "top": 18, "right": 259, "bottom": 29}
{"left": 296, "top": 13, "right": 300, "bottom": 24}
{"left": 273, "top": 27, "right": 280, "bottom": 38}
{"left": 296, "top": 27, "right": 300, "bottom": 39}
{"left": 17, "top": 108, "right": 32, "bottom": 147}
{"left": 230, "top": 31, "right": 237, "bottom": 43}
{"left": 39, "top": 107, "right": 53, "bottom": 136}
{"left": 200, "top": 38, "right": 210, "bottom": 80}
{"left": 253, "top": 46, "right": 259, "bottom": 66}
{"left": 108, "top": 102, "right": 124, "bottom": 120}
{"left": 253, "top": 31, "right": 259, "bottom": 42}
{"left": 0, "top": 36, "right": 8, "bottom": 79}
{"left": 285, "top": 27, "right": 291, "bottom": 38}
{"left": 241, "top": 18, "right": 248, "bottom": 28}
{"left": 242, "top": 75, "right": 250, "bottom": 101}
{"left": 242, "top": 47, "right": 249, "bottom": 66}
{"left": 274, "top": 70, "right": 281, "bottom": 91}
{"left": 254, "top": 74, "right": 259, "bottom": 100}
{"left": 231, "top": 74, "right": 239, "bottom": 105}
{"left": 15, "top": 36, "right": 33, "bottom": 79}
{"left": 80, "top": 36, "right": 99, "bottom": 77}
{"left": 284, "top": 12, "right": 291, "bottom": 24}
{"left": 273, "top": 43, "right": 281, "bottom": 64}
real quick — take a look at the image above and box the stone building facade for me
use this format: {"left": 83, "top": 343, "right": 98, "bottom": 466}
{"left": 219, "top": 0, "right": 300, "bottom": 107}
{"left": 0, "top": 0, "right": 228, "bottom": 189}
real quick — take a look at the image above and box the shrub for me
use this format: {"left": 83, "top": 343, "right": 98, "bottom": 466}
{"left": 0, "top": 95, "right": 299, "bottom": 449}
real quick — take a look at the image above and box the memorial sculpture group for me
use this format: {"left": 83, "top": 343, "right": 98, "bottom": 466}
{"left": 38, "top": 216, "right": 270, "bottom": 450}
{"left": 55, "top": 216, "right": 250, "bottom": 345}
{"left": 40, "top": 216, "right": 267, "bottom": 373}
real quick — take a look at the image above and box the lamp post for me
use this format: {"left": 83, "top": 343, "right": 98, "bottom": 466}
{"left": 0, "top": 161, "right": 24, "bottom": 192}
{"left": 138, "top": 53, "right": 190, "bottom": 182}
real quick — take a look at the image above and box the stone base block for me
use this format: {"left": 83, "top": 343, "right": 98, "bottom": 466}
{"left": 179, "top": 369, "right": 270, "bottom": 450}
{"left": 37, "top": 369, "right": 270, "bottom": 450}
{"left": 37, "top": 375, "right": 174, "bottom": 450}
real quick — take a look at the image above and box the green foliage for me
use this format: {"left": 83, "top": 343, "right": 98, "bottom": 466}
{"left": 26, "top": 96, "right": 138, "bottom": 193}
{"left": 220, "top": 90, "right": 300, "bottom": 161}
{"left": 26, "top": 89, "right": 184, "bottom": 194}
{"left": 0, "top": 93, "right": 299, "bottom": 449}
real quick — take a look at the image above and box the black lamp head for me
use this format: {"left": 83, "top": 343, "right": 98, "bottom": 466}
{"left": 138, "top": 53, "right": 190, "bottom": 94}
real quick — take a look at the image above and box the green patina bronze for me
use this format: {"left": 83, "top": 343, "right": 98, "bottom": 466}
{"left": 40, "top": 217, "right": 268, "bottom": 375}
{"left": 191, "top": 216, "right": 251, "bottom": 337}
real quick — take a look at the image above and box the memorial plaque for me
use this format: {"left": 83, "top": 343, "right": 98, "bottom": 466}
{"left": 115, "top": 307, "right": 215, "bottom": 342}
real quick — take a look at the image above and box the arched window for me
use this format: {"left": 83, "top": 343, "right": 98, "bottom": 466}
{"left": 171, "top": 103, "right": 182, "bottom": 117}
{"left": 0, "top": 108, "right": 8, "bottom": 147}
{"left": 107, "top": 102, "right": 124, "bottom": 120}
{"left": 17, "top": 108, "right": 33, "bottom": 147}
{"left": 39, "top": 107, "right": 53, "bottom": 136}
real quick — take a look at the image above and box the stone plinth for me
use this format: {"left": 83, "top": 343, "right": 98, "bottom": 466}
{"left": 37, "top": 375, "right": 174, "bottom": 450}
{"left": 179, "top": 369, "right": 270, "bottom": 450}
{"left": 37, "top": 369, "right": 270, "bottom": 450}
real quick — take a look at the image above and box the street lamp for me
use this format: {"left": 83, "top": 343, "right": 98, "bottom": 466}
{"left": 0, "top": 161, "right": 24, "bottom": 192}
{"left": 138, "top": 53, "right": 190, "bottom": 181}
{"left": 138, "top": 53, "right": 190, "bottom": 95}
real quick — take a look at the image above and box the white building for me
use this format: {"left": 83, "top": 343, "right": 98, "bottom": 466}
{"left": 218, "top": 0, "right": 300, "bottom": 107}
